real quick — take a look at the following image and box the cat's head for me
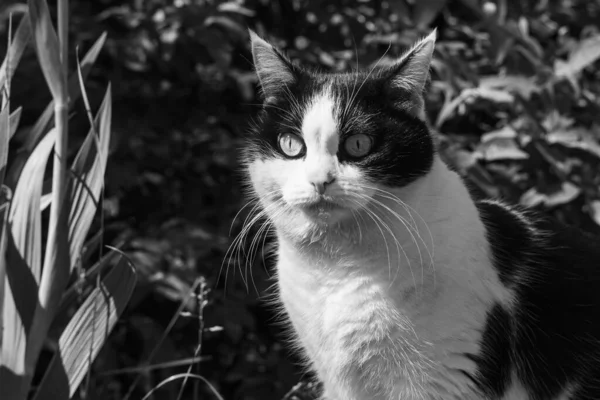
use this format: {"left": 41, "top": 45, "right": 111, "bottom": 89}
{"left": 244, "top": 30, "right": 437, "bottom": 242}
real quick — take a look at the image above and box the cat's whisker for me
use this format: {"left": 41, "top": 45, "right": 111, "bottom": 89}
{"left": 351, "top": 194, "right": 416, "bottom": 292}
{"left": 359, "top": 184, "right": 436, "bottom": 274}
{"left": 367, "top": 197, "right": 425, "bottom": 293}
{"left": 348, "top": 197, "right": 394, "bottom": 280}
{"left": 220, "top": 190, "right": 282, "bottom": 294}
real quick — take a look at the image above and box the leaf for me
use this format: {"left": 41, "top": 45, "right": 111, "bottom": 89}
{"left": 68, "top": 84, "right": 112, "bottom": 268}
{"left": 30, "top": 32, "right": 107, "bottom": 150}
{"left": 555, "top": 35, "right": 600, "bottom": 77}
{"left": 6, "top": 33, "right": 107, "bottom": 189}
{"left": 0, "top": 13, "right": 31, "bottom": 94}
{"left": 590, "top": 201, "right": 600, "bottom": 226}
{"left": 479, "top": 75, "right": 539, "bottom": 100}
{"left": 0, "top": 190, "right": 11, "bottom": 352}
{"left": 217, "top": 2, "right": 255, "bottom": 17}
{"left": 28, "top": 0, "right": 64, "bottom": 103}
{"left": 546, "top": 127, "right": 600, "bottom": 159}
{"left": 0, "top": 130, "right": 56, "bottom": 400}
{"left": 9, "top": 128, "right": 56, "bottom": 282}
{"left": 32, "top": 256, "right": 136, "bottom": 400}
{"left": 0, "top": 105, "right": 9, "bottom": 187}
{"left": 520, "top": 182, "right": 581, "bottom": 208}
{"left": 9, "top": 106, "right": 22, "bottom": 139}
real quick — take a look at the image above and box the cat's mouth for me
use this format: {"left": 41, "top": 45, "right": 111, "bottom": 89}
{"left": 298, "top": 198, "right": 344, "bottom": 216}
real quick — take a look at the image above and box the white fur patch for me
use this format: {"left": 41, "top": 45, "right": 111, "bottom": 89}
{"left": 271, "top": 156, "right": 516, "bottom": 399}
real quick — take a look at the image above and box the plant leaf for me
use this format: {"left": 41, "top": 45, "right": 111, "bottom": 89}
{"left": 0, "top": 13, "right": 31, "bottom": 94}
{"left": 9, "top": 106, "right": 22, "bottom": 139}
{"left": 0, "top": 104, "right": 9, "bottom": 187}
{"left": 9, "top": 127, "right": 56, "bottom": 282}
{"left": 555, "top": 35, "right": 600, "bottom": 77}
{"left": 6, "top": 32, "right": 107, "bottom": 189}
{"left": 68, "top": 84, "right": 111, "bottom": 268}
{"left": 25, "top": 33, "right": 107, "bottom": 153}
{"left": 520, "top": 181, "right": 581, "bottom": 208}
{"left": 479, "top": 75, "right": 538, "bottom": 100}
{"left": 27, "top": 0, "right": 64, "bottom": 103}
{"left": 32, "top": 256, "right": 136, "bottom": 400}
{"left": 590, "top": 200, "right": 600, "bottom": 226}
{"left": 0, "top": 129, "right": 55, "bottom": 399}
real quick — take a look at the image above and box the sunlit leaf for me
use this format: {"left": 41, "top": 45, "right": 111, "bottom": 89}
{"left": 0, "top": 13, "right": 31, "bottom": 94}
{"left": 520, "top": 182, "right": 581, "bottom": 208}
{"left": 1, "top": 129, "right": 56, "bottom": 400}
{"left": 479, "top": 75, "right": 538, "bottom": 100}
{"left": 68, "top": 84, "right": 111, "bottom": 269}
{"left": 555, "top": 35, "right": 600, "bottom": 77}
{"left": 0, "top": 105, "right": 9, "bottom": 187}
{"left": 23, "top": 32, "right": 107, "bottom": 152}
{"left": 546, "top": 127, "right": 600, "bottom": 159}
{"left": 590, "top": 201, "right": 600, "bottom": 226}
{"left": 32, "top": 256, "right": 136, "bottom": 400}
{"left": 9, "top": 107, "right": 22, "bottom": 139}
{"left": 9, "top": 127, "right": 56, "bottom": 282}
{"left": 28, "top": 0, "right": 64, "bottom": 103}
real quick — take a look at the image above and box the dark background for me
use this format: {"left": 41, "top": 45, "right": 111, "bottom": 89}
{"left": 2, "top": 0, "right": 600, "bottom": 399}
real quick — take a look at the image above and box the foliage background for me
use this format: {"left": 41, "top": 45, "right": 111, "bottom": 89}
{"left": 2, "top": 0, "right": 600, "bottom": 399}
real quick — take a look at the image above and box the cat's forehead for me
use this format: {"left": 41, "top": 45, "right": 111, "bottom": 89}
{"left": 301, "top": 87, "right": 339, "bottom": 150}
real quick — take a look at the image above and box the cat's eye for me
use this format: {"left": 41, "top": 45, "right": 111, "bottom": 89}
{"left": 344, "top": 134, "right": 373, "bottom": 158}
{"left": 278, "top": 133, "right": 305, "bottom": 158}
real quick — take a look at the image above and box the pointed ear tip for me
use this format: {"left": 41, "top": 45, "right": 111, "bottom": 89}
{"left": 427, "top": 28, "right": 438, "bottom": 41}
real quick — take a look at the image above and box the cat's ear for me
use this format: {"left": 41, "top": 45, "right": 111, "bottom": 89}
{"left": 385, "top": 29, "right": 437, "bottom": 118}
{"left": 249, "top": 30, "right": 298, "bottom": 103}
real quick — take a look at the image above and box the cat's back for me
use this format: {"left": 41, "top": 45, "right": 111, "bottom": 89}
{"left": 475, "top": 199, "right": 600, "bottom": 400}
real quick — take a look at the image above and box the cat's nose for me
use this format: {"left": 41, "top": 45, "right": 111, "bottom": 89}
{"left": 312, "top": 177, "right": 335, "bottom": 195}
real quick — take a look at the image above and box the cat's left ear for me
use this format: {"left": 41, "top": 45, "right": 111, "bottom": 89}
{"left": 385, "top": 29, "right": 437, "bottom": 118}
{"left": 249, "top": 29, "right": 299, "bottom": 103}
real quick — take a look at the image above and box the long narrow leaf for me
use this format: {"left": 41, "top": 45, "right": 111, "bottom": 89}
{"left": 0, "top": 105, "right": 9, "bottom": 187}
{"left": 27, "top": 0, "right": 64, "bottom": 103}
{"left": 68, "top": 84, "right": 112, "bottom": 268}
{"left": 0, "top": 195, "right": 11, "bottom": 352}
{"left": 9, "top": 106, "right": 23, "bottom": 139}
{"left": 0, "top": 228, "right": 38, "bottom": 400}
{"left": 0, "top": 129, "right": 56, "bottom": 400}
{"left": 9, "top": 127, "right": 56, "bottom": 282}
{"left": 23, "top": 32, "right": 107, "bottom": 152}
{"left": 0, "top": 13, "right": 31, "bottom": 93}
{"left": 32, "top": 256, "right": 136, "bottom": 400}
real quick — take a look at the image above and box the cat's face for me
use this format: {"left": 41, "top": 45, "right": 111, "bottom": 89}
{"left": 245, "top": 30, "right": 437, "bottom": 241}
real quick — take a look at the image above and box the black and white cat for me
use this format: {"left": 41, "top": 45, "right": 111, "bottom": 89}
{"left": 243, "top": 28, "right": 600, "bottom": 400}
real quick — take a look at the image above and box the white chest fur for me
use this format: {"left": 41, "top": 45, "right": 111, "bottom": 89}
{"left": 273, "top": 159, "right": 515, "bottom": 400}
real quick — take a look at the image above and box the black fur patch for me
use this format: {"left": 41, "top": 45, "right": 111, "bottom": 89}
{"left": 246, "top": 68, "right": 434, "bottom": 187}
{"left": 472, "top": 200, "right": 600, "bottom": 399}
{"left": 467, "top": 303, "right": 512, "bottom": 398}
{"left": 475, "top": 201, "right": 533, "bottom": 287}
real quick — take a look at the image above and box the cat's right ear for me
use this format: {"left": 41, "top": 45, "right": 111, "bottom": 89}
{"left": 249, "top": 30, "right": 298, "bottom": 103}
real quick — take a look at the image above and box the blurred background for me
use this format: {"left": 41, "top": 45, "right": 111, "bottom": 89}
{"left": 2, "top": 0, "right": 600, "bottom": 399}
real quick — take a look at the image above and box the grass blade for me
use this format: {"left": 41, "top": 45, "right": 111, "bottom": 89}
{"left": 0, "top": 12, "right": 31, "bottom": 94}
{"left": 9, "top": 127, "right": 56, "bottom": 282}
{"left": 32, "top": 256, "right": 136, "bottom": 400}
{"left": 23, "top": 32, "right": 107, "bottom": 152}
{"left": 9, "top": 106, "right": 22, "bottom": 139}
{"left": 0, "top": 128, "right": 56, "bottom": 400}
{"left": 69, "top": 84, "right": 111, "bottom": 268}
{"left": 0, "top": 104, "right": 8, "bottom": 187}
{"left": 27, "top": 0, "right": 64, "bottom": 103}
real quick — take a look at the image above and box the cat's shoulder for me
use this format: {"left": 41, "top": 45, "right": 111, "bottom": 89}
{"left": 475, "top": 197, "right": 600, "bottom": 285}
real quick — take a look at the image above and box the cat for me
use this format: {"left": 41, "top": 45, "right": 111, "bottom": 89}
{"left": 242, "top": 28, "right": 600, "bottom": 400}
